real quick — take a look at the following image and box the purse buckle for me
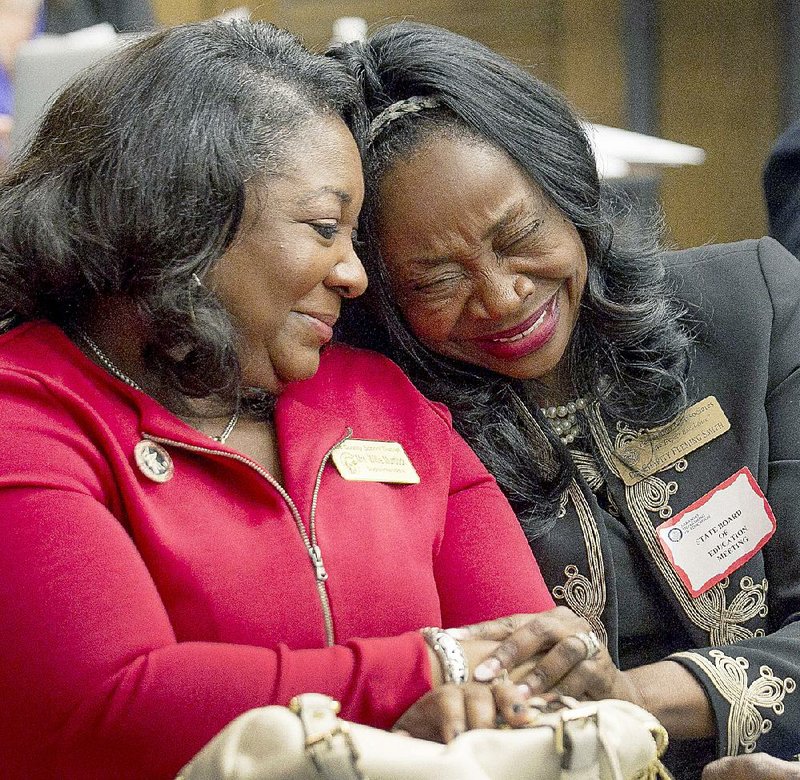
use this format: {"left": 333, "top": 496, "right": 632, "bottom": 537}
{"left": 524, "top": 695, "right": 601, "bottom": 771}
{"left": 290, "top": 694, "right": 367, "bottom": 780}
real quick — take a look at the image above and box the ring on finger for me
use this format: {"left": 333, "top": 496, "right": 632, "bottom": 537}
{"left": 573, "top": 630, "right": 602, "bottom": 660}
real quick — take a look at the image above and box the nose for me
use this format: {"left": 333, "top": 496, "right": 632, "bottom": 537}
{"left": 326, "top": 243, "right": 368, "bottom": 299}
{"left": 467, "top": 265, "right": 536, "bottom": 320}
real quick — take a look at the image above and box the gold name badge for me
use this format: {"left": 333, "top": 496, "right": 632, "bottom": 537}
{"left": 331, "top": 439, "right": 420, "bottom": 484}
{"left": 613, "top": 396, "right": 730, "bottom": 486}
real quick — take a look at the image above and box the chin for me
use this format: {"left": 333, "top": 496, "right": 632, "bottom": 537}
{"left": 277, "top": 358, "right": 323, "bottom": 387}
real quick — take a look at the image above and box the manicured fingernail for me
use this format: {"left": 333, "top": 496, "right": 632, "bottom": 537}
{"left": 473, "top": 657, "right": 502, "bottom": 682}
{"left": 444, "top": 627, "right": 468, "bottom": 640}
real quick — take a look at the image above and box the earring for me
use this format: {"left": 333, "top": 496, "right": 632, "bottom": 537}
{"left": 188, "top": 274, "right": 203, "bottom": 323}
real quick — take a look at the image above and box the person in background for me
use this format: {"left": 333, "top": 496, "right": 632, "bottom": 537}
{"left": 43, "top": 0, "right": 154, "bottom": 33}
{"left": 0, "top": 20, "right": 564, "bottom": 778}
{"left": 0, "top": 0, "right": 41, "bottom": 165}
{"left": 331, "top": 21, "right": 800, "bottom": 778}
{"left": 764, "top": 119, "right": 800, "bottom": 256}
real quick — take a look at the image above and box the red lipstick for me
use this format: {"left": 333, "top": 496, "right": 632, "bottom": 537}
{"left": 473, "top": 291, "right": 560, "bottom": 361}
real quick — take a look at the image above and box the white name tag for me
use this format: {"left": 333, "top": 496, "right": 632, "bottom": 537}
{"left": 656, "top": 468, "right": 775, "bottom": 597}
{"left": 331, "top": 439, "right": 420, "bottom": 484}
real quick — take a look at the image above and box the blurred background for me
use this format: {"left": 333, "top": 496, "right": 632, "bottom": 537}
{"left": 3, "top": 0, "right": 797, "bottom": 250}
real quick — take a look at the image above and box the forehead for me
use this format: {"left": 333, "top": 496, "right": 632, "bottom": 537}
{"left": 255, "top": 115, "right": 364, "bottom": 210}
{"left": 377, "top": 135, "right": 545, "bottom": 254}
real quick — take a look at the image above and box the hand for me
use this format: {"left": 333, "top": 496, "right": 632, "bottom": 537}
{"left": 447, "top": 607, "right": 642, "bottom": 704}
{"left": 393, "top": 678, "right": 530, "bottom": 743}
{"left": 702, "top": 754, "right": 800, "bottom": 780}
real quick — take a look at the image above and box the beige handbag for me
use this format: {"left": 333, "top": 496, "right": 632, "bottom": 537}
{"left": 177, "top": 693, "right": 673, "bottom": 780}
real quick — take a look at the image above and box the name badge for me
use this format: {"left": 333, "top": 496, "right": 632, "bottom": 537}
{"left": 656, "top": 467, "right": 775, "bottom": 597}
{"left": 331, "top": 439, "right": 420, "bottom": 484}
{"left": 613, "top": 396, "right": 730, "bottom": 486}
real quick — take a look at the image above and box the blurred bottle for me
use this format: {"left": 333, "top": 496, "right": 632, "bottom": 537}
{"left": 330, "top": 16, "right": 367, "bottom": 47}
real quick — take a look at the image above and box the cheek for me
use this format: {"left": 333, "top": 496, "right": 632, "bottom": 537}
{"left": 573, "top": 260, "right": 588, "bottom": 301}
{"left": 401, "top": 298, "right": 462, "bottom": 344}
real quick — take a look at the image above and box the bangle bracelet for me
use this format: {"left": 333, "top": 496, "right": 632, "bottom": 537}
{"left": 420, "top": 627, "right": 468, "bottom": 685}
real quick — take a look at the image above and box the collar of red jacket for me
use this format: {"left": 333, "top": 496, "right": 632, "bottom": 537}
{"left": 0, "top": 320, "right": 353, "bottom": 466}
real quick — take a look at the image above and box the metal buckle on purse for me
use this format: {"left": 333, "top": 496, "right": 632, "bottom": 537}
{"left": 525, "top": 695, "right": 601, "bottom": 774}
{"left": 289, "top": 693, "right": 368, "bottom": 780}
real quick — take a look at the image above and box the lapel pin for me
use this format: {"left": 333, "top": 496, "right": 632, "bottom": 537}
{"left": 134, "top": 440, "right": 174, "bottom": 483}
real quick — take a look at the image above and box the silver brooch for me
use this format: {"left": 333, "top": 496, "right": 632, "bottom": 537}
{"left": 134, "top": 440, "right": 174, "bottom": 483}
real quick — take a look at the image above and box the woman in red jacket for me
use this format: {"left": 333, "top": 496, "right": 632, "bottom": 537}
{"left": 0, "top": 20, "right": 598, "bottom": 779}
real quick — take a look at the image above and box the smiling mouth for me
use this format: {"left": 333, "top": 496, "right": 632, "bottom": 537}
{"left": 483, "top": 291, "right": 559, "bottom": 343}
{"left": 491, "top": 307, "right": 549, "bottom": 343}
{"left": 469, "top": 289, "right": 561, "bottom": 362}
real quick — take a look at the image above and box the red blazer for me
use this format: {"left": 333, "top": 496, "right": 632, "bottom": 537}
{"left": 0, "top": 322, "right": 553, "bottom": 779}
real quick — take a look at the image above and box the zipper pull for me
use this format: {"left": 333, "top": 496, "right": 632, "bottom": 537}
{"left": 308, "top": 544, "right": 329, "bottom": 582}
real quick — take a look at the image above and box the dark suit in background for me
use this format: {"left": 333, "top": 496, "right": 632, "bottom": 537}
{"left": 44, "top": 0, "right": 155, "bottom": 34}
{"left": 764, "top": 121, "right": 800, "bottom": 257}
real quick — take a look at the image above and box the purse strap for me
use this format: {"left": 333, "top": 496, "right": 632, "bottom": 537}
{"left": 290, "top": 693, "right": 368, "bottom": 780}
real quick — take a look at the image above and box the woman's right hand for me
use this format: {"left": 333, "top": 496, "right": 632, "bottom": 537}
{"left": 448, "top": 609, "right": 716, "bottom": 739}
{"left": 393, "top": 676, "right": 530, "bottom": 743}
{"left": 401, "top": 607, "right": 637, "bottom": 743}
{"left": 447, "top": 608, "right": 641, "bottom": 704}
{"left": 398, "top": 637, "right": 531, "bottom": 742}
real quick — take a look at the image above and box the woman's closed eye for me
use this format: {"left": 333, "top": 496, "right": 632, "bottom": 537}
{"left": 496, "top": 219, "right": 543, "bottom": 255}
{"left": 411, "top": 273, "right": 465, "bottom": 294}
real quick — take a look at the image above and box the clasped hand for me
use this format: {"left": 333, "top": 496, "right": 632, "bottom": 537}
{"left": 395, "top": 606, "right": 644, "bottom": 743}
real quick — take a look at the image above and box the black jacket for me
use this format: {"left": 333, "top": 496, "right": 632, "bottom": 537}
{"left": 764, "top": 123, "right": 800, "bottom": 256}
{"left": 530, "top": 238, "right": 800, "bottom": 778}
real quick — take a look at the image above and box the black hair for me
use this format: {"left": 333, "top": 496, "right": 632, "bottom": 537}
{"left": 0, "top": 19, "right": 357, "bottom": 406}
{"left": 330, "top": 22, "right": 692, "bottom": 539}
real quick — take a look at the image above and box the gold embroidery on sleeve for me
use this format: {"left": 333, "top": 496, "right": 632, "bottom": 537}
{"left": 587, "top": 403, "right": 765, "bottom": 645}
{"left": 672, "top": 649, "right": 796, "bottom": 755}
{"left": 551, "top": 479, "right": 608, "bottom": 644}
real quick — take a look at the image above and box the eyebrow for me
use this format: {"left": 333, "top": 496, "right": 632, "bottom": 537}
{"left": 483, "top": 200, "right": 542, "bottom": 240}
{"left": 296, "top": 186, "right": 353, "bottom": 207}
{"left": 409, "top": 200, "right": 543, "bottom": 267}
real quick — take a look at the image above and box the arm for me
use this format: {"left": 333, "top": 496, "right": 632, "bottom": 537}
{"left": 0, "top": 372, "right": 441, "bottom": 779}
{"left": 703, "top": 754, "right": 800, "bottom": 780}
{"left": 666, "top": 237, "right": 800, "bottom": 756}
{"left": 391, "top": 422, "right": 554, "bottom": 743}
{"left": 433, "top": 422, "right": 555, "bottom": 625}
{"left": 0, "top": 486, "right": 436, "bottom": 779}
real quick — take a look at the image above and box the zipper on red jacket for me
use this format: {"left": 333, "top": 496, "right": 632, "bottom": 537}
{"left": 142, "top": 428, "right": 353, "bottom": 647}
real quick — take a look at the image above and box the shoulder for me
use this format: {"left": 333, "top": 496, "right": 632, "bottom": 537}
{"left": 662, "top": 238, "right": 772, "bottom": 270}
{"left": 663, "top": 238, "right": 797, "bottom": 305}
{"left": 0, "top": 321, "right": 72, "bottom": 404}
{"left": 0, "top": 320, "right": 83, "bottom": 379}
{"left": 0, "top": 325, "right": 121, "bottom": 498}
{"left": 766, "top": 120, "right": 800, "bottom": 165}
{"left": 293, "top": 344, "right": 452, "bottom": 427}
{"left": 317, "top": 343, "right": 413, "bottom": 382}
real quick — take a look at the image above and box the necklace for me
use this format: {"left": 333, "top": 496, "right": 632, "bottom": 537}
{"left": 76, "top": 331, "right": 240, "bottom": 444}
{"left": 542, "top": 397, "right": 588, "bottom": 445}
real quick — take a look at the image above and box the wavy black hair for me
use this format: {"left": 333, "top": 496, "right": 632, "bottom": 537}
{"left": 329, "top": 22, "right": 692, "bottom": 539}
{"left": 0, "top": 20, "right": 357, "bottom": 406}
